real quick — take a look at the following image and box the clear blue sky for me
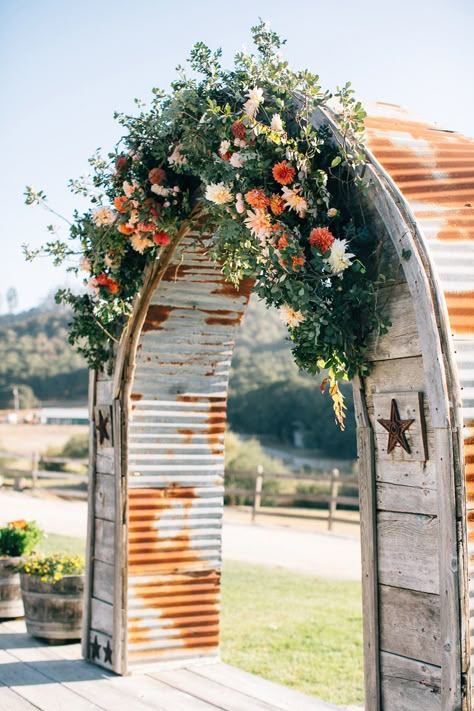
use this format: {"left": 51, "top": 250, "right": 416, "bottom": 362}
{"left": 2, "top": 0, "right": 473, "bottom": 312}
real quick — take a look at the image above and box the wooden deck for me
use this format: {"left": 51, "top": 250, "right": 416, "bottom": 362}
{"left": 0, "top": 619, "right": 344, "bottom": 711}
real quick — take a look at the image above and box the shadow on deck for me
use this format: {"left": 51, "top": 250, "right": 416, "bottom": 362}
{"left": 0, "top": 619, "right": 351, "bottom": 710}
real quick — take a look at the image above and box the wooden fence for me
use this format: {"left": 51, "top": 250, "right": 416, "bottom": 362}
{"left": 225, "top": 467, "right": 359, "bottom": 530}
{"left": 0, "top": 450, "right": 87, "bottom": 496}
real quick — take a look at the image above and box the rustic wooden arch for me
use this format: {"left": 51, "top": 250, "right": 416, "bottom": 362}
{"left": 83, "top": 103, "right": 474, "bottom": 710}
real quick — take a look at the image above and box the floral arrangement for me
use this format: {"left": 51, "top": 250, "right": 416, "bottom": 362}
{"left": 0, "top": 520, "right": 43, "bottom": 558}
{"left": 18, "top": 552, "right": 85, "bottom": 583}
{"left": 25, "top": 21, "right": 389, "bottom": 427}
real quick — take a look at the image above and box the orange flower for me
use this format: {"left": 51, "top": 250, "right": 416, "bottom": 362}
{"left": 118, "top": 222, "right": 135, "bottom": 235}
{"left": 245, "top": 189, "right": 270, "bottom": 209}
{"left": 114, "top": 196, "right": 128, "bottom": 213}
{"left": 291, "top": 255, "right": 306, "bottom": 270}
{"left": 277, "top": 235, "right": 289, "bottom": 250}
{"left": 272, "top": 160, "right": 296, "bottom": 185}
{"left": 9, "top": 519, "right": 27, "bottom": 529}
{"left": 309, "top": 227, "right": 335, "bottom": 254}
{"left": 137, "top": 222, "right": 155, "bottom": 232}
{"left": 270, "top": 194, "right": 285, "bottom": 215}
{"left": 148, "top": 167, "right": 166, "bottom": 185}
{"left": 231, "top": 120, "right": 247, "bottom": 140}
{"left": 90, "top": 274, "right": 120, "bottom": 294}
{"left": 152, "top": 231, "right": 171, "bottom": 246}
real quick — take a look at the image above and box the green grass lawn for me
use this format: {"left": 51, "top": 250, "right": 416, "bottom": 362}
{"left": 221, "top": 561, "right": 364, "bottom": 707}
{"left": 37, "top": 535, "right": 363, "bottom": 706}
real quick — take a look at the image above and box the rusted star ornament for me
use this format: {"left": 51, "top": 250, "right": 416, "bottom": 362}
{"left": 377, "top": 398, "right": 415, "bottom": 454}
{"left": 97, "top": 409, "right": 110, "bottom": 445}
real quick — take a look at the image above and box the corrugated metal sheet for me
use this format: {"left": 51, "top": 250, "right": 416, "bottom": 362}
{"left": 126, "top": 235, "right": 252, "bottom": 670}
{"left": 364, "top": 103, "right": 474, "bottom": 684}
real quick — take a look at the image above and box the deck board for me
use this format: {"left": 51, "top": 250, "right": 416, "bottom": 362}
{"left": 0, "top": 619, "right": 345, "bottom": 711}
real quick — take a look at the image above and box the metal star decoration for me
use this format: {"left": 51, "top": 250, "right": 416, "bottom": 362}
{"left": 90, "top": 635, "right": 101, "bottom": 660}
{"left": 377, "top": 398, "right": 415, "bottom": 454}
{"left": 97, "top": 409, "right": 111, "bottom": 445}
{"left": 103, "top": 640, "right": 113, "bottom": 664}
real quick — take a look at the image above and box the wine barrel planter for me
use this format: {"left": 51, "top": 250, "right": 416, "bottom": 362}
{"left": 20, "top": 574, "right": 84, "bottom": 642}
{"left": 0, "top": 557, "right": 23, "bottom": 619}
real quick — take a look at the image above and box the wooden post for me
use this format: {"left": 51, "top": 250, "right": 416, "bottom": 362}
{"left": 328, "top": 467, "right": 340, "bottom": 531}
{"left": 31, "top": 452, "right": 39, "bottom": 491}
{"left": 252, "top": 465, "right": 263, "bottom": 523}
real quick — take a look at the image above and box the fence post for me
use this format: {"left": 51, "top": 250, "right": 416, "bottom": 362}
{"left": 252, "top": 465, "right": 264, "bottom": 523}
{"left": 328, "top": 467, "right": 340, "bottom": 531}
{"left": 31, "top": 451, "right": 39, "bottom": 490}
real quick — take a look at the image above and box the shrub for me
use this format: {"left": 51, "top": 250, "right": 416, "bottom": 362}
{"left": 0, "top": 520, "right": 44, "bottom": 557}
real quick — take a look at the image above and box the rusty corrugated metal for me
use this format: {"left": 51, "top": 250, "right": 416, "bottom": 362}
{"left": 126, "top": 235, "right": 252, "bottom": 670}
{"left": 364, "top": 103, "right": 474, "bottom": 685}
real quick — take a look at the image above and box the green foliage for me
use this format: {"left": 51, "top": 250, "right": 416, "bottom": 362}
{"left": 0, "top": 520, "right": 44, "bottom": 557}
{"left": 25, "top": 21, "right": 389, "bottom": 428}
{"left": 225, "top": 430, "right": 286, "bottom": 473}
{"left": 59, "top": 433, "right": 89, "bottom": 459}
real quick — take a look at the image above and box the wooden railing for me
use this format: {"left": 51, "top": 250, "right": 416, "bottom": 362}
{"left": 225, "top": 467, "right": 359, "bottom": 530}
{"left": 0, "top": 450, "right": 87, "bottom": 496}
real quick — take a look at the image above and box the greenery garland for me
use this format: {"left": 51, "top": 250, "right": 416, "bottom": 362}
{"left": 25, "top": 21, "right": 389, "bottom": 428}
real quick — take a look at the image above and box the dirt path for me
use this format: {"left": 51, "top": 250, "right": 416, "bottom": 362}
{"left": 0, "top": 490, "right": 361, "bottom": 579}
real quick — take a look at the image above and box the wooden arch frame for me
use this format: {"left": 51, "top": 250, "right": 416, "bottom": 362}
{"left": 83, "top": 105, "right": 472, "bottom": 711}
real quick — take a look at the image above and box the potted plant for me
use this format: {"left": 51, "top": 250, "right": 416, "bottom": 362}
{"left": 18, "top": 552, "right": 85, "bottom": 642}
{"left": 0, "top": 519, "right": 43, "bottom": 618}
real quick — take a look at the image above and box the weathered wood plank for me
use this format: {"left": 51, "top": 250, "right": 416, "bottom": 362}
{"left": 377, "top": 511, "right": 439, "bottom": 593}
{"left": 364, "top": 283, "right": 421, "bottom": 362}
{"left": 82, "top": 369, "right": 97, "bottom": 661}
{"left": 364, "top": 355, "right": 426, "bottom": 398}
{"left": 353, "top": 375, "right": 380, "bottom": 710}
{"left": 380, "top": 651, "right": 441, "bottom": 711}
{"left": 96, "top": 450, "right": 114, "bottom": 475}
{"left": 94, "top": 518, "right": 115, "bottom": 565}
{"left": 90, "top": 598, "right": 113, "bottom": 637}
{"left": 376, "top": 482, "right": 437, "bottom": 515}
{"left": 0, "top": 684, "right": 41, "bottom": 711}
{"left": 152, "top": 668, "right": 303, "bottom": 711}
{"left": 375, "top": 459, "right": 437, "bottom": 489}
{"left": 191, "top": 662, "right": 335, "bottom": 711}
{"left": 94, "top": 473, "right": 115, "bottom": 522}
{"left": 0, "top": 649, "right": 102, "bottom": 711}
{"left": 379, "top": 584, "right": 441, "bottom": 666}
{"left": 92, "top": 560, "right": 114, "bottom": 605}
{"left": 96, "top": 379, "right": 113, "bottom": 405}
{"left": 112, "top": 397, "right": 125, "bottom": 675}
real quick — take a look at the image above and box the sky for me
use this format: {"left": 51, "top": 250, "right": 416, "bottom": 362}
{"left": 1, "top": 0, "right": 473, "bottom": 313}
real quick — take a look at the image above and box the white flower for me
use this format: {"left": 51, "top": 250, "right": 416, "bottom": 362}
{"left": 230, "top": 152, "right": 245, "bottom": 168}
{"left": 279, "top": 304, "right": 305, "bottom": 328}
{"left": 270, "top": 113, "right": 284, "bottom": 133}
{"left": 204, "top": 182, "right": 233, "bottom": 205}
{"left": 79, "top": 257, "right": 91, "bottom": 273}
{"left": 234, "top": 138, "right": 247, "bottom": 148}
{"left": 327, "top": 208, "right": 338, "bottom": 218}
{"left": 219, "top": 140, "right": 231, "bottom": 157}
{"left": 325, "top": 238, "right": 355, "bottom": 274}
{"left": 235, "top": 193, "right": 246, "bottom": 214}
{"left": 168, "top": 144, "right": 187, "bottom": 167}
{"left": 281, "top": 186, "right": 308, "bottom": 217}
{"left": 151, "top": 184, "right": 170, "bottom": 197}
{"left": 92, "top": 207, "right": 116, "bottom": 226}
{"left": 123, "top": 181, "right": 141, "bottom": 198}
{"left": 244, "top": 86, "right": 264, "bottom": 118}
{"left": 244, "top": 209, "right": 272, "bottom": 241}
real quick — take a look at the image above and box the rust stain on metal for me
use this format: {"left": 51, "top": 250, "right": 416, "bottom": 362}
{"left": 204, "top": 308, "right": 242, "bottom": 327}
{"left": 130, "top": 393, "right": 143, "bottom": 402}
{"left": 142, "top": 304, "right": 175, "bottom": 332}
{"left": 443, "top": 291, "right": 474, "bottom": 334}
{"left": 128, "top": 487, "right": 220, "bottom": 653}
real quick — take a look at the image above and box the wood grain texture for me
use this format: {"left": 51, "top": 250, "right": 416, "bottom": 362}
{"left": 379, "top": 584, "right": 441, "bottom": 665}
{"left": 82, "top": 369, "right": 97, "bottom": 660}
{"left": 364, "top": 282, "right": 421, "bottom": 362}
{"left": 94, "top": 519, "right": 115, "bottom": 565}
{"left": 90, "top": 598, "right": 114, "bottom": 637}
{"left": 376, "top": 482, "right": 437, "bottom": 515}
{"left": 92, "top": 560, "right": 114, "bottom": 605}
{"left": 377, "top": 511, "right": 439, "bottom": 593}
{"left": 380, "top": 651, "right": 441, "bottom": 711}
{"left": 94, "top": 473, "right": 115, "bottom": 522}
{"left": 353, "top": 375, "right": 380, "bottom": 710}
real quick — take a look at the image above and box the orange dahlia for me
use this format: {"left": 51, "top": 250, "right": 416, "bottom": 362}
{"left": 270, "top": 194, "right": 285, "bottom": 215}
{"left": 118, "top": 222, "right": 135, "bottom": 235}
{"left": 309, "top": 227, "right": 335, "bottom": 254}
{"left": 291, "top": 255, "right": 306, "bottom": 270}
{"left": 231, "top": 120, "right": 247, "bottom": 140}
{"left": 277, "top": 235, "right": 289, "bottom": 250}
{"left": 272, "top": 160, "right": 296, "bottom": 185}
{"left": 245, "top": 189, "right": 270, "bottom": 209}
{"left": 114, "top": 196, "right": 128, "bottom": 213}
